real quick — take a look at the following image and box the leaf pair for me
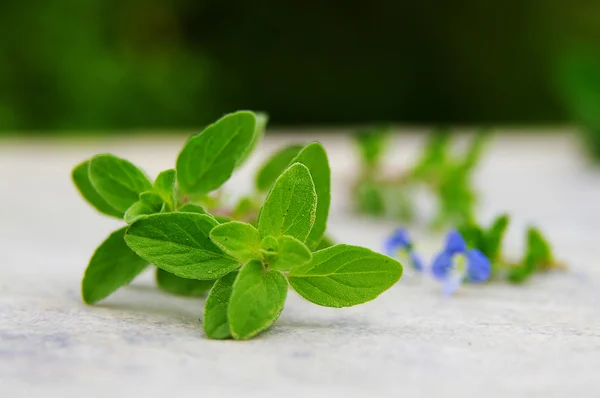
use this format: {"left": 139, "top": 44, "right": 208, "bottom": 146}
{"left": 72, "top": 154, "right": 153, "bottom": 218}
{"left": 200, "top": 163, "right": 318, "bottom": 339}
{"left": 254, "top": 142, "right": 331, "bottom": 250}
{"left": 73, "top": 154, "right": 158, "bottom": 304}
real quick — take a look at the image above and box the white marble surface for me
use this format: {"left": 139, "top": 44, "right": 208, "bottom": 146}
{"left": 1, "top": 131, "right": 600, "bottom": 397}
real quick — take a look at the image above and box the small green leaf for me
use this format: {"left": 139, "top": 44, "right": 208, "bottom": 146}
{"left": 178, "top": 203, "right": 208, "bottom": 214}
{"left": 260, "top": 236, "right": 279, "bottom": 264}
{"left": 82, "top": 227, "right": 149, "bottom": 304}
{"left": 507, "top": 227, "right": 554, "bottom": 283}
{"left": 228, "top": 260, "right": 288, "bottom": 340}
{"left": 288, "top": 244, "right": 402, "bottom": 308}
{"left": 457, "top": 222, "right": 485, "bottom": 249}
{"left": 124, "top": 212, "right": 240, "bottom": 280}
{"left": 291, "top": 142, "right": 331, "bottom": 249}
{"left": 507, "top": 255, "right": 536, "bottom": 284}
{"left": 156, "top": 268, "right": 213, "bottom": 297}
{"left": 255, "top": 144, "right": 303, "bottom": 192}
{"left": 139, "top": 191, "right": 164, "bottom": 209}
{"left": 124, "top": 201, "right": 153, "bottom": 224}
{"left": 258, "top": 163, "right": 317, "bottom": 242}
{"left": 153, "top": 169, "right": 176, "bottom": 205}
{"left": 210, "top": 221, "right": 262, "bottom": 263}
{"left": 525, "top": 227, "right": 553, "bottom": 266}
{"left": 176, "top": 111, "right": 257, "bottom": 196}
{"left": 72, "top": 160, "right": 123, "bottom": 218}
{"left": 88, "top": 154, "right": 153, "bottom": 213}
{"left": 124, "top": 191, "right": 164, "bottom": 224}
{"left": 260, "top": 236, "right": 279, "bottom": 252}
{"left": 238, "top": 112, "right": 269, "bottom": 166}
{"left": 268, "top": 235, "right": 312, "bottom": 271}
{"left": 483, "top": 214, "right": 510, "bottom": 260}
{"left": 203, "top": 271, "right": 238, "bottom": 339}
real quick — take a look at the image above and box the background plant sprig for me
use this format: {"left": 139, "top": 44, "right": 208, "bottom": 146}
{"left": 352, "top": 128, "right": 486, "bottom": 229}
{"left": 73, "top": 110, "right": 403, "bottom": 340}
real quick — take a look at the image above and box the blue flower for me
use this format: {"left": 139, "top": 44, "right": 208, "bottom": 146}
{"left": 432, "top": 230, "right": 491, "bottom": 295}
{"left": 384, "top": 228, "right": 424, "bottom": 272}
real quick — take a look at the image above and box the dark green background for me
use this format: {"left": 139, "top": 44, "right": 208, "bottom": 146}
{"left": 1, "top": 0, "right": 600, "bottom": 132}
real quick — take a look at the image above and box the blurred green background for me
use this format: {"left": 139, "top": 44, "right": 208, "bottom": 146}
{"left": 1, "top": 0, "right": 600, "bottom": 133}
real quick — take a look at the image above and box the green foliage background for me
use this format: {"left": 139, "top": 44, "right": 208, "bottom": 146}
{"left": 1, "top": 0, "right": 600, "bottom": 132}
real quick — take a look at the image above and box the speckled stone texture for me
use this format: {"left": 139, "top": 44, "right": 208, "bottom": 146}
{"left": 1, "top": 132, "right": 599, "bottom": 397}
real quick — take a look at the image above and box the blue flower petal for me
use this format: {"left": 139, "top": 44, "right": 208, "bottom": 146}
{"left": 410, "top": 251, "right": 424, "bottom": 272}
{"left": 431, "top": 251, "right": 453, "bottom": 280}
{"left": 442, "top": 273, "right": 464, "bottom": 296}
{"left": 466, "top": 249, "right": 492, "bottom": 283}
{"left": 445, "top": 230, "right": 466, "bottom": 255}
{"left": 384, "top": 228, "right": 412, "bottom": 256}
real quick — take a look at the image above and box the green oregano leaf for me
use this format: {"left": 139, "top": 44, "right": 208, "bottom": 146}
{"left": 124, "top": 201, "right": 153, "bottom": 224}
{"left": 178, "top": 203, "right": 208, "bottom": 214}
{"left": 210, "top": 221, "right": 262, "bottom": 263}
{"left": 291, "top": 142, "right": 331, "bottom": 249}
{"left": 268, "top": 235, "right": 312, "bottom": 271}
{"left": 72, "top": 160, "right": 123, "bottom": 218}
{"left": 255, "top": 144, "right": 304, "bottom": 192}
{"left": 88, "top": 154, "right": 153, "bottom": 213}
{"left": 457, "top": 222, "right": 484, "bottom": 249}
{"left": 525, "top": 227, "right": 553, "bottom": 266}
{"left": 483, "top": 214, "right": 510, "bottom": 261}
{"left": 124, "top": 191, "right": 164, "bottom": 224}
{"left": 228, "top": 260, "right": 288, "bottom": 340}
{"left": 176, "top": 111, "right": 257, "bottom": 196}
{"left": 82, "top": 227, "right": 149, "bottom": 304}
{"left": 257, "top": 163, "right": 317, "bottom": 242}
{"left": 508, "top": 226, "right": 555, "bottom": 283}
{"left": 288, "top": 244, "right": 403, "bottom": 308}
{"left": 203, "top": 271, "right": 238, "bottom": 339}
{"left": 124, "top": 212, "right": 240, "bottom": 280}
{"left": 238, "top": 112, "right": 269, "bottom": 166}
{"left": 139, "top": 191, "right": 164, "bottom": 209}
{"left": 260, "top": 236, "right": 279, "bottom": 264}
{"left": 156, "top": 268, "right": 213, "bottom": 297}
{"left": 153, "top": 169, "right": 176, "bottom": 206}
{"left": 507, "top": 256, "right": 536, "bottom": 283}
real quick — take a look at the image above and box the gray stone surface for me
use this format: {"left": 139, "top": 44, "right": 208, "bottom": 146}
{"left": 1, "top": 132, "right": 599, "bottom": 397}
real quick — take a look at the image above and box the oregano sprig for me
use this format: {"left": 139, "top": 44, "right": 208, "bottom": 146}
{"left": 72, "top": 110, "right": 403, "bottom": 340}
